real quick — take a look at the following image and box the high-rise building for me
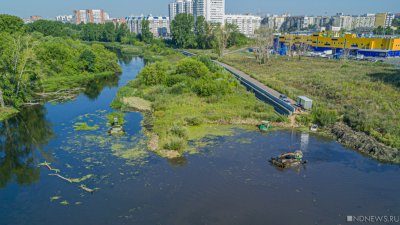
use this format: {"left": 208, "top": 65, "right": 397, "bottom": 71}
{"left": 194, "top": 0, "right": 225, "bottom": 24}
{"left": 224, "top": 14, "right": 261, "bottom": 37}
{"left": 55, "top": 15, "right": 73, "bottom": 23}
{"left": 169, "top": 0, "right": 193, "bottom": 20}
{"left": 375, "top": 12, "right": 395, "bottom": 28}
{"left": 73, "top": 9, "right": 110, "bottom": 24}
{"left": 126, "top": 15, "right": 170, "bottom": 38}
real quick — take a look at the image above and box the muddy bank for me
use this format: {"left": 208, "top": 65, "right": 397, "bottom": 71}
{"left": 332, "top": 123, "right": 400, "bottom": 163}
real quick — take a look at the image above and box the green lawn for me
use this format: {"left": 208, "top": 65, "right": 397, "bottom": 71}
{"left": 221, "top": 51, "right": 400, "bottom": 149}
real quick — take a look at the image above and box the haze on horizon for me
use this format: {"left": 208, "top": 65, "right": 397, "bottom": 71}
{"left": 0, "top": 0, "right": 399, "bottom": 19}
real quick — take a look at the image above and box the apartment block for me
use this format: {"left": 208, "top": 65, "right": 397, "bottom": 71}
{"left": 194, "top": 0, "right": 225, "bottom": 24}
{"left": 225, "top": 14, "right": 261, "bottom": 37}
{"left": 375, "top": 13, "right": 395, "bottom": 28}
{"left": 169, "top": 0, "right": 193, "bottom": 20}
{"left": 126, "top": 15, "right": 170, "bottom": 37}
{"left": 55, "top": 15, "right": 73, "bottom": 23}
{"left": 73, "top": 9, "right": 110, "bottom": 24}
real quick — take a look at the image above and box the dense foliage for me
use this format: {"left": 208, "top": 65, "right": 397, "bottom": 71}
{"left": 0, "top": 14, "right": 121, "bottom": 110}
{"left": 27, "top": 19, "right": 140, "bottom": 43}
{"left": 222, "top": 52, "right": 400, "bottom": 149}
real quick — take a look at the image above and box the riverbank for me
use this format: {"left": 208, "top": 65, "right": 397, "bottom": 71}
{"left": 112, "top": 54, "right": 287, "bottom": 158}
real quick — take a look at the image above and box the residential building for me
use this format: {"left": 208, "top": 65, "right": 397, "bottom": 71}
{"left": 332, "top": 15, "right": 353, "bottom": 30}
{"left": 126, "top": 15, "right": 170, "bottom": 37}
{"left": 111, "top": 18, "right": 127, "bottom": 25}
{"left": 194, "top": 0, "right": 225, "bottom": 24}
{"left": 55, "top": 15, "right": 73, "bottom": 23}
{"left": 375, "top": 13, "right": 395, "bottom": 27}
{"left": 30, "top": 15, "right": 42, "bottom": 22}
{"left": 169, "top": 0, "right": 193, "bottom": 20}
{"left": 352, "top": 14, "right": 375, "bottom": 29}
{"left": 73, "top": 9, "right": 110, "bottom": 24}
{"left": 263, "top": 14, "right": 290, "bottom": 31}
{"left": 224, "top": 14, "right": 261, "bottom": 37}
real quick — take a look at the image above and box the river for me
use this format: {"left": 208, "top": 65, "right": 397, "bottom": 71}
{"left": 0, "top": 56, "right": 399, "bottom": 225}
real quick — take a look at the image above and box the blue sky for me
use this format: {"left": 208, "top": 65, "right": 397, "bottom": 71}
{"left": 0, "top": 0, "right": 399, "bottom": 18}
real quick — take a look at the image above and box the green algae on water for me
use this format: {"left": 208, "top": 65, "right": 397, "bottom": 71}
{"left": 50, "top": 196, "right": 62, "bottom": 202}
{"left": 74, "top": 122, "right": 99, "bottom": 131}
{"left": 60, "top": 200, "right": 69, "bottom": 205}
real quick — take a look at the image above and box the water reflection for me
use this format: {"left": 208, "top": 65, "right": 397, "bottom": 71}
{"left": 83, "top": 74, "right": 120, "bottom": 100}
{"left": 168, "top": 156, "right": 188, "bottom": 167}
{"left": 0, "top": 106, "right": 54, "bottom": 188}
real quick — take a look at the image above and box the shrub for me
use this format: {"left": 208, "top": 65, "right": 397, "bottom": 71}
{"left": 137, "top": 61, "right": 170, "bottom": 86}
{"left": 185, "top": 117, "right": 203, "bottom": 126}
{"left": 169, "top": 124, "right": 188, "bottom": 138}
{"left": 164, "top": 137, "right": 186, "bottom": 151}
{"left": 312, "top": 106, "right": 338, "bottom": 127}
{"left": 176, "top": 58, "right": 209, "bottom": 78}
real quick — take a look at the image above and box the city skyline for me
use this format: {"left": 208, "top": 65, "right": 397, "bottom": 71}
{"left": 0, "top": 0, "right": 399, "bottom": 19}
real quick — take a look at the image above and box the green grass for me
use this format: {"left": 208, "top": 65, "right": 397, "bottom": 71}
{"left": 0, "top": 107, "right": 18, "bottom": 121}
{"left": 221, "top": 52, "right": 400, "bottom": 149}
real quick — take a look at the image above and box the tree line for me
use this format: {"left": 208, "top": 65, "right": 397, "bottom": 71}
{"left": 0, "top": 14, "right": 120, "bottom": 109}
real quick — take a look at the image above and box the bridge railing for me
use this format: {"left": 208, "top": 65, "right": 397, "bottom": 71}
{"left": 222, "top": 66, "right": 296, "bottom": 115}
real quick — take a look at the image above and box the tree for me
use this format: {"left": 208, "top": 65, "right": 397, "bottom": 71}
{"left": 116, "top": 23, "right": 129, "bottom": 42}
{"left": 212, "top": 25, "right": 224, "bottom": 57}
{"left": 101, "top": 22, "right": 116, "bottom": 42}
{"left": 0, "top": 14, "right": 25, "bottom": 34}
{"left": 253, "top": 27, "right": 274, "bottom": 64}
{"left": 296, "top": 42, "right": 311, "bottom": 60}
{"left": 80, "top": 49, "right": 96, "bottom": 72}
{"left": 195, "top": 16, "right": 211, "bottom": 49}
{"left": 171, "top": 13, "right": 196, "bottom": 48}
{"left": 138, "top": 19, "right": 153, "bottom": 43}
{"left": 0, "top": 33, "right": 39, "bottom": 107}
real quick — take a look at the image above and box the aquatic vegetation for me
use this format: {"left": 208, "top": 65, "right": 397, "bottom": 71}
{"left": 69, "top": 174, "right": 94, "bottom": 183}
{"left": 50, "top": 196, "right": 62, "bottom": 202}
{"left": 236, "top": 138, "right": 252, "bottom": 144}
{"left": 106, "top": 112, "right": 125, "bottom": 126}
{"left": 74, "top": 122, "right": 99, "bottom": 131}
{"left": 60, "top": 200, "right": 69, "bottom": 205}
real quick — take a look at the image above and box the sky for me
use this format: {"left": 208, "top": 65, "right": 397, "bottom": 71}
{"left": 0, "top": 0, "right": 399, "bottom": 19}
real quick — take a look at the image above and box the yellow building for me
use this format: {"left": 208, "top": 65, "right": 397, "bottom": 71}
{"left": 276, "top": 32, "right": 400, "bottom": 57}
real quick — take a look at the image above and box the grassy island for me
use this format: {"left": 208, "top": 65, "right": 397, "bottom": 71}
{"left": 112, "top": 52, "right": 286, "bottom": 158}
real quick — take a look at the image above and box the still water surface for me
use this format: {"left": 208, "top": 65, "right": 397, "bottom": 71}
{"left": 0, "top": 56, "right": 399, "bottom": 225}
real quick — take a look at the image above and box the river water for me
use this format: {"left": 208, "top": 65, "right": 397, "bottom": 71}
{"left": 0, "top": 56, "right": 399, "bottom": 225}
